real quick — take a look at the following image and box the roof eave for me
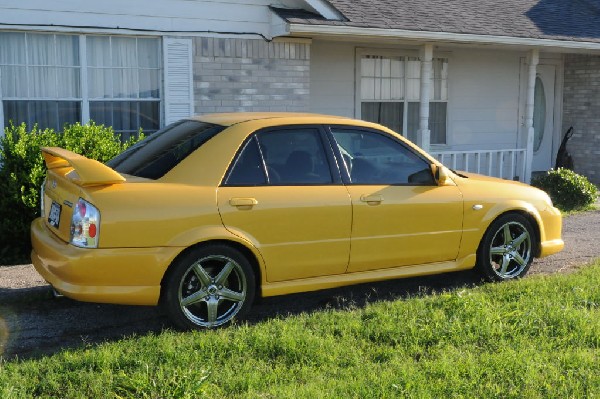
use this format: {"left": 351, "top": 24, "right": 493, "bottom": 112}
{"left": 287, "top": 23, "right": 600, "bottom": 52}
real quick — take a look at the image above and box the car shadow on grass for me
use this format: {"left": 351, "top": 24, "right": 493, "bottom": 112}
{"left": 0, "top": 269, "right": 483, "bottom": 361}
{"left": 248, "top": 269, "right": 483, "bottom": 323}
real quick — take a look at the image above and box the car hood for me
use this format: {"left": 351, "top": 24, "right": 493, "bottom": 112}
{"left": 451, "top": 171, "right": 553, "bottom": 205}
{"left": 453, "top": 171, "right": 530, "bottom": 188}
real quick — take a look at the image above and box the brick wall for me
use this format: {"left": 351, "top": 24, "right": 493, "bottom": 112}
{"left": 193, "top": 37, "right": 310, "bottom": 114}
{"left": 562, "top": 54, "right": 600, "bottom": 184}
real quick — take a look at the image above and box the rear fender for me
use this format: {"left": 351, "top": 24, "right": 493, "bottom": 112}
{"left": 166, "top": 225, "right": 268, "bottom": 285}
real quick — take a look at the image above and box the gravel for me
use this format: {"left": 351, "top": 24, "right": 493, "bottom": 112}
{"left": 1, "top": 209, "right": 599, "bottom": 360}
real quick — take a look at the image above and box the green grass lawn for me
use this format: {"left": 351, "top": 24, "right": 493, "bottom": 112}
{"left": 2, "top": 262, "right": 599, "bottom": 399}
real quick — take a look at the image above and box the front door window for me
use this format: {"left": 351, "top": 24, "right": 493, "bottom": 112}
{"left": 533, "top": 76, "right": 546, "bottom": 153}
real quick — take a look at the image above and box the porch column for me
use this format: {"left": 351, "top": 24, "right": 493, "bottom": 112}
{"left": 417, "top": 43, "right": 433, "bottom": 152}
{"left": 524, "top": 49, "right": 539, "bottom": 184}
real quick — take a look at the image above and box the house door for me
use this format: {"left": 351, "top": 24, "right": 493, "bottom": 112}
{"left": 520, "top": 64, "right": 558, "bottom": 172}
{"left": 519, "top": 61, "right": 560, "bottom": 173}
{"left": 531, "top": 65, "right": 556, "bottom": 172}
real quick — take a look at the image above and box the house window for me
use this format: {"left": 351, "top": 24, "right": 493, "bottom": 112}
{"left": 360, "top": 54, "right": 448, "bottom": 144}
{"left": 0, "top": 32, "right": 161, "bottom": 138}
{"left": 0, "top": 32, "right": 81, "bottom": 130}
{"left": 87, "top": 36, "right": 161, "bottom": 140}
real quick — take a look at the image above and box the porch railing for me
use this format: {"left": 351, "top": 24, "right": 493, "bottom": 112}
{"left": 430, "top": 149, "right": 527, "bottom": 182}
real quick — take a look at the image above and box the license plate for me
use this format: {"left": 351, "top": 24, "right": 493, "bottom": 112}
{"left": 48, "top": 201, "right": 62, "bottom": 228}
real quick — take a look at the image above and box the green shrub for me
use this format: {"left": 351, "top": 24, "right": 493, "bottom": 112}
{"left": 0, "top": 122, "right": 143, "bottom": 264}
{"left": 531, "top": 168, "right": 598, "bottom": 212}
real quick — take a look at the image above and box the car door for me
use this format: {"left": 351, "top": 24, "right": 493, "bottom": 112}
{"left": 328, "top": 126, "right": 464, "bottom": 273}
{"left": 217, "top": 126, "right": 352, "bottom": 282}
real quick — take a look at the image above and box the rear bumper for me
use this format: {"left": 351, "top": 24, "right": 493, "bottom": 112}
{"left": 539, "top": 238, "right": 565, "bottom": 258}
{"left": 31, "top": 218, "right": 182, "bottom": 306}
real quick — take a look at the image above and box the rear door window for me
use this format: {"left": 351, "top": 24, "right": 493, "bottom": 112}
{"left": 257, "top": 128, "right": 333, "bottom": 185}
{"left": 226, "top": 137, "right": 268, "bottom": 185}
{"left": 225, "top": 127, "right": 335, "bottom": 186}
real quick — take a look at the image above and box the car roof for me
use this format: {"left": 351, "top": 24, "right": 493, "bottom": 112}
{"left": 188, "top": 112, "right": 355, "bottom": 127}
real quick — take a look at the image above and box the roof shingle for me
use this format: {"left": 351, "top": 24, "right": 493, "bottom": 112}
{"left": 274, "top": 0, "right": 600, "bottom": 44}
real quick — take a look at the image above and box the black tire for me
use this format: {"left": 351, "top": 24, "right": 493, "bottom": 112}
{"left": 163, "top": 244, "right": 255, "bottom": 329}
{"left": 476, "top": 213, "right": 536, "bottom": 282}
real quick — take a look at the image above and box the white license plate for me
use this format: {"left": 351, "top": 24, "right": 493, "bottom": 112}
{"left": 48, "top": 201, "right": 61, "bottom": 228}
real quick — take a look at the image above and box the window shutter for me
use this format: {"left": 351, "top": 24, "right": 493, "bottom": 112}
{"left": 163, "top": 37, "right": 194, "bottom": 125}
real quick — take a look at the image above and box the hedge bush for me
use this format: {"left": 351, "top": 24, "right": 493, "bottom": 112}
{"left": 531, "top": 168, "right": 598, "bottom": 212}
{"left": 0, "top": 122, "right": 143, "bottom": 264}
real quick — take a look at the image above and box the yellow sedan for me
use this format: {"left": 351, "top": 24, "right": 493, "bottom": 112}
{"left": 31, "top": 113, "right": 564, "bottom": 329}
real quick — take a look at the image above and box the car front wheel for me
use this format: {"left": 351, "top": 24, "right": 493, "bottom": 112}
{"left": 163, "top": 244, "right": 255, "bottom": 329}
{"left": 477, "top": 213, "right": 536, "bottom": 282}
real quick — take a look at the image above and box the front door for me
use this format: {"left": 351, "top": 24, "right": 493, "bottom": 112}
{"left": 329, "top": 127, "right": 464, "bottom": 273}
{"left": 531, "top": 64, "right": 556, "bottom": 172}
{"left": 519, "top": 61, "right": 559, "bottom": 173}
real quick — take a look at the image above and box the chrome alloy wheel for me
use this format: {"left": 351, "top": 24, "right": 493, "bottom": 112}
{"left": 178, "top": 255, "right": 247, "bottom": 328}
{"left": 489, "top": 221, "right": 532, "bottom": 279}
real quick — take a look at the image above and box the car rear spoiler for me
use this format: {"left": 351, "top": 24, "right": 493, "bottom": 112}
{"left": 41, "top": 147, "right": 126, "bottom": 187}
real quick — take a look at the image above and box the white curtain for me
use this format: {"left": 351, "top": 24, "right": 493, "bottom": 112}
{"left": 112, "top": 37, "right": 138, "bottom": 98}
{"left": 361, "top": 55, "right": 404, "bottom": 101}
{"left": 1, "top": 32, "right": 160, "bottom": 133}
{"left": 87, "top": 36, "right": 112, "bottom": 98}
{"left": 430, "top": 58, "right": 448, "bottom": 101}
{"left": 87, "top": 36, "right": 160, "bottom": 135}
{"left": 0, "top": 33, "right": 28, "bottom": 97}
{"left": 27, "top": 33, "right": 79, "bottom": 99}
{"left": 405, "top": 57, "right": 421, "bottom": 101}
{"left": 1, "top": 32, "right": 80, "bottom": 130}
{"left": 87, "top": 36, "right": 160, "bottom": 100}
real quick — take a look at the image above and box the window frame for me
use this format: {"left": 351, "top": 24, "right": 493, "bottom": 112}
{"left": 222, "top": 124, "right": 343, "bottom": 187}
{"left": 325, "top": 124, "right": 437, "bottom": 187}
{"left": 355, "top": 48, "right": 451, "bottom": 147}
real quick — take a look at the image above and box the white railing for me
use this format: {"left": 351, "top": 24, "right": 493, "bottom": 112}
{"left": 430, "top": 149, "right": 527, "bottom": 182}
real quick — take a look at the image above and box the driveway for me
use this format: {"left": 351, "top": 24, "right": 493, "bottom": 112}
{"left": 1, "top": 209, "right": 599, "bottom": 360}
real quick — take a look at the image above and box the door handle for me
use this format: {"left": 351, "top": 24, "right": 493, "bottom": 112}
{"left": 360, "top": 194, "right": 383, "bottom": 205}
{"left": 229, "top": 197, "right": 258, "bottom": 209}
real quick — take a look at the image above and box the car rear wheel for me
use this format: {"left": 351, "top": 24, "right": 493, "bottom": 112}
{"left": 476, "top": 214, "right": 535, "bottom": 282}
{"left": 163, "top": 244, "right": 255, "bottom": 329}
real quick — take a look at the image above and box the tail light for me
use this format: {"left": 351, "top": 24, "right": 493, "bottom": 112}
{"left": 70, "top": 198, "right": 100, "bottom": 248}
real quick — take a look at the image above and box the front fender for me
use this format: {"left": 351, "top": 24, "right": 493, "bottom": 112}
{"left": 458, "top": 199, "right": 545, "bottom": 259}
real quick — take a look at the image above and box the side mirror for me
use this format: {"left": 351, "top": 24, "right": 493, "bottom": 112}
{"left": 431, "top": 164, "right": 453, "bottom": 186}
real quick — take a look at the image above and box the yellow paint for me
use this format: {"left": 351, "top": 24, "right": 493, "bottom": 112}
{"left": 344, "top": 184, "right": 463, "bottom": 272}
{"left": 31, "top": 113, "right": 564, "bottom": 306}
{"left": 218, "top": 185, "right": 352, "bottom": 281}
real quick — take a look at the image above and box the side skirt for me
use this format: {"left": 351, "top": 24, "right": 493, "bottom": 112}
{"left": 261, "top": 254, "right": 477, "bottom": 297}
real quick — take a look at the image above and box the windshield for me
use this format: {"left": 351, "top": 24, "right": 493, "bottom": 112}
{"left": 107, "top": 120, "right": 225, "bottom": 179}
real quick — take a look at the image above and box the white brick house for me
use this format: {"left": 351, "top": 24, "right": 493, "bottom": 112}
{"left": 1, "top": 0, "right": 600, "bottom": 183}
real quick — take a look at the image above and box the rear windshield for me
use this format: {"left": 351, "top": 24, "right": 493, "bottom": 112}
{"left": 107, "top": 120, "right": 225, "bottom": 179}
